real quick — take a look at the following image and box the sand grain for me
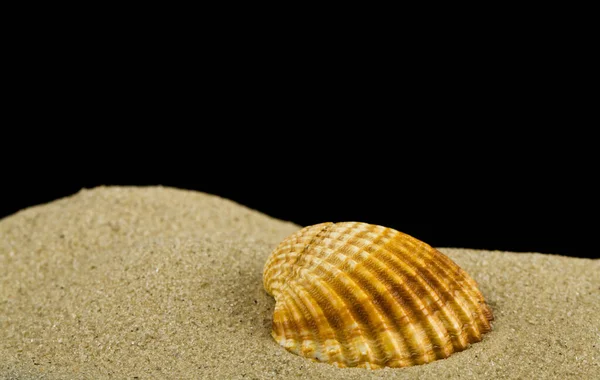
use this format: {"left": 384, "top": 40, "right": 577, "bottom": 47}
{"left": 1, "top": 187, "right": 598, "bottom": 379}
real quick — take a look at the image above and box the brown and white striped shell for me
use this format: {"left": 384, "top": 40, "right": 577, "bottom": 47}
{"left": 263, "top": 222, "right": 493, "bottom": 369}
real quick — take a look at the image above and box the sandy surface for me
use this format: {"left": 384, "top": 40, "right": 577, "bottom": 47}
{"left": 0, "top": 186, "right": 598, "bottom": 379}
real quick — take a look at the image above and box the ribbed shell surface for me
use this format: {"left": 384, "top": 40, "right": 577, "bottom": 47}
{"left": 263, "top": 222, "right": 493, "bottom": 369}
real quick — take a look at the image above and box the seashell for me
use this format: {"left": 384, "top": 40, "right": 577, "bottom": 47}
{"left": 263, "top": 222, "right": 493, "bottom": 369}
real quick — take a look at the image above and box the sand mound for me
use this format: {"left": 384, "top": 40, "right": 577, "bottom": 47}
{"left": 1, "top": 186, "right": 598, "bottom": 379}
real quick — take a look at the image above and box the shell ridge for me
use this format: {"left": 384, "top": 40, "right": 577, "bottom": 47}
{"left": 314, "top": 226, "right": 478, "bottom": 361}
{"left": 263, "top": 248, "right": 297, "bottom": 295}
{"left": 295, "top": 268, "right": 363, "bottom": 366}
{"left": 281, "top": 299, "right": 303, "bottom": 353}
{"left": 327, "top": 227, "right": 420, "bottom": 366}
{"left": 314, "top": 224, "right": 452, "bottom": 366}
{"left": 346, "top": 227, "right": 417, "bottom": 365}
{"left": 296, "top": 222, "right": 351, "bottom": 273}
{"left": 272, "top": 297, "right": 300, "bottom": 353}
{"left": 264, "top": 223, "right": 333, "bottom": 296}
{"left": 385, "top": 237, "right": 483, "bottom": 348}
{"left": 401, "top": 236, "right": 490, "bottom": 313}
{"left": 315, "top": 224, "right": 387, "bottom": 366}
{"left": 281, "top": 279, "right": 327, "bottom": 360}
{"left": 263, "top": 222, "right": 494, "bottom": 369}
{"left": 285, "top": 226, "right": 371, "bottom": 364}
{"left": 344, "top": 235, "right": 452, "bottom": 363}
{"left": 284, "top": 223, "right": 335, "bottom": 284}
{"left": 322, "top": 226, "right": 452, "bottom": 359}
{"left": 272, "top": 224, "right": 365, "bottom": 365}
{"left": 362, "top": 247, "right": 454, "bottom": 362}
{"left": 263, "top": 229, "right": 306, "bottom": 291}
{"left": 311, "top": 227, "right": 411, "bottom": 367}
{"left": 378, "top": 237, "right": 470, "bottom": 349}
{"left": 314, "top": 263, "right": 389, "bottom": 366}
{"left": 393, "top": 237, "right": 493, "bottom": 338}
{"left": 321, "top": 223, "right": 404, "bottom": 366}
{"left": 292, "top": 270, "right": 358, "bottom": 363}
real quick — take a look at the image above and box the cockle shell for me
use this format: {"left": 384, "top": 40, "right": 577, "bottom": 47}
{"left": 263, "top": 222, "right": 493, "bottom": 369}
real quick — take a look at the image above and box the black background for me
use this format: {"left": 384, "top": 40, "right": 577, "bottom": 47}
{"left": 2, "top": 25, "right": 596, "bottom": 260}
{"left": 1, "top": 90, "right": 596, "bottom": 260}
{"left": 1, "top": 137, "right": 596, "bottom": 260}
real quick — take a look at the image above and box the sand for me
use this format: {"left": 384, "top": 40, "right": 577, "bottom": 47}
{"left": 0, "top": 186, "right": 598, "bottom": 379}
